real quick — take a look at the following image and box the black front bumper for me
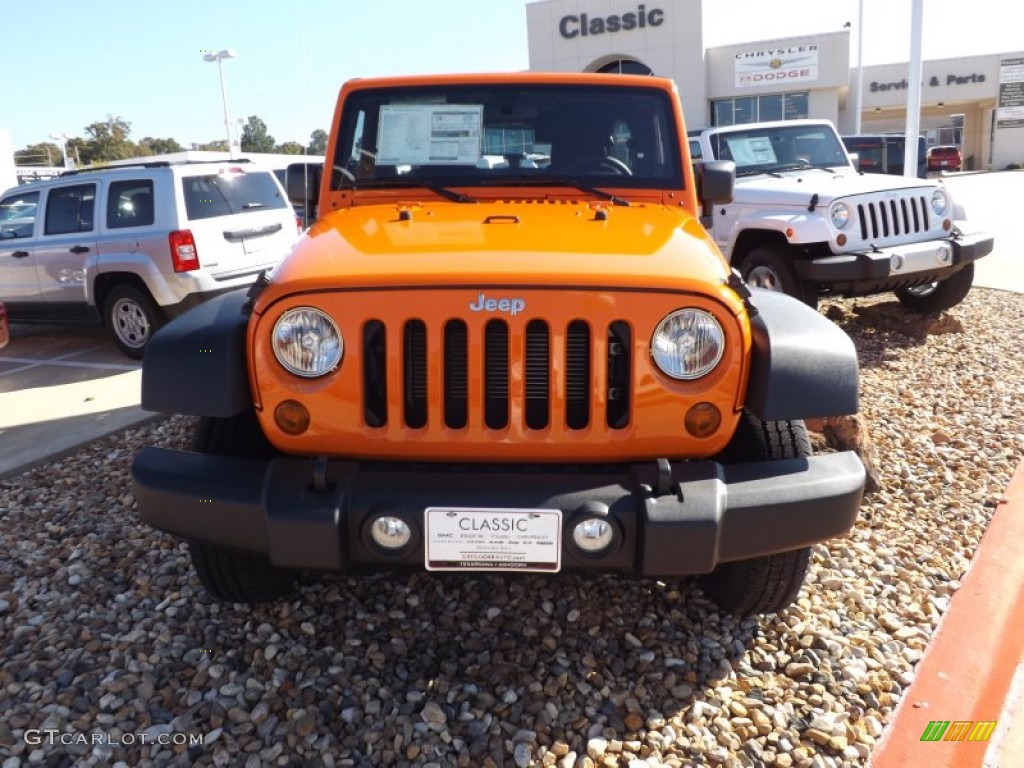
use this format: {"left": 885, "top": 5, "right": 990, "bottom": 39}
{"left": 795, "top": 230, "right": 994, "bottom": 289}
{"left": 132, "top": 449, "right": 865, "bottom": 576}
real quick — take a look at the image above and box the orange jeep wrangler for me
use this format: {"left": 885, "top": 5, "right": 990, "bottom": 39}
{"left": 132, "top": 73, "right": 865, "bottom": 615}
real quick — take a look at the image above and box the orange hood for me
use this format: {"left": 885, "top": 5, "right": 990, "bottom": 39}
{"left": 260, "top": 200, "right": 731, "bottom": 306}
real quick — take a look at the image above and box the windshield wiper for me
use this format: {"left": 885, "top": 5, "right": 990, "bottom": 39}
{"left": 353, "top": 179, "right": 476, "bottom": 203}
{"left": 502, "top": 176, "right": 631, "bottom": 206}
{"left": 241, "top": 202, "right": 267, "bottom": 209}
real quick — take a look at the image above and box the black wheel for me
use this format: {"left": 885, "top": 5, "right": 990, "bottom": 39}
{"left": 894, "top": 262, "right": 974, "bottom": 312}
{"left": 104, "top": 284, "right": 163, "bottom": 359}
{"left": 698, "top": 414, "right": 813, "bottom": 616}
{"left": 739, "top": 246, "right": 818, "bottom": 308}
{"left": 187, "top": 411, "right": 297, "bottom": 603}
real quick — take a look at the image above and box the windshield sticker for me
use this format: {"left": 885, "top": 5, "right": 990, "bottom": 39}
{"left": 725, "top": 136, "right": 777, "bottom": 166}
{"left": 377, "top": 105, "right": 483, "bottom": 165}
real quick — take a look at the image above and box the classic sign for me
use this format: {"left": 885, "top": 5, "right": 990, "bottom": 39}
{"left": 558, "top": 4, "right": 664, "bottom": 39}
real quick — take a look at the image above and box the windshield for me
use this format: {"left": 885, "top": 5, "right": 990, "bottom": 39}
{"left": 330, "top": 83, "right": 683, "bottom": 193}
{"left": 707, "top": 124, "right": 850, "bottom": 176}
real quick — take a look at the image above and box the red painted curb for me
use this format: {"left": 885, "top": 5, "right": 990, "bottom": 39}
{"left": 869, "top": 460, "right": 1024, "bottom": 768}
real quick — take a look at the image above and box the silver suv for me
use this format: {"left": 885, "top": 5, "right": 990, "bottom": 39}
{"left": 0, "top": 161, "right": 299, "bottom": 357}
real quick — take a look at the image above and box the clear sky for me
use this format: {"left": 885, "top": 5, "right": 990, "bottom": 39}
{"left": 2, "top": 0, "right": 1019, "bottom": 153}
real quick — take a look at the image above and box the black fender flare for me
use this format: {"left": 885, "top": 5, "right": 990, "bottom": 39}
{"left": 141, "top": 289, "right": 251, "bottom": 417}
{"left": 744, "top": 288, "right": 859, "bottom": 421}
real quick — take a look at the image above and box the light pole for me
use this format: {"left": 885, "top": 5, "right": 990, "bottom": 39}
{"left": 852, "top": 0, "right": 864, "bottom": 135}
{"left": 50, "top": 132, "right": 71, "bottom": 168}
{"left": 203, "top": 48, "right": 238, "bottom": 159}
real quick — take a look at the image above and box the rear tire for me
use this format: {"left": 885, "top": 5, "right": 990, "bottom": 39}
{"left": 187, "top": 410, "right": 297, "bottom": 603}
{"left": 894, "top": 262, "right": 974, "bottom": 312}
{"left": 740, "top": 246, "right": 818, "bottom": 309}
{"left": 104, "top": 284, "right": 163, "bottom": 359}
{"left": 698, "top": 414, "right": 813, "bottom": 616}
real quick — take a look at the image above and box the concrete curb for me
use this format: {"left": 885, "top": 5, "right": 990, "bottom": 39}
{"left": 868, "top": 460, "right": 1024, "bottom": 767}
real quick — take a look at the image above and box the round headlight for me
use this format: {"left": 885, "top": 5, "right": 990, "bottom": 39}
{"left": 830, "top": 202, "right": 850, "bottom": 229}
{"left": 272, "top": 307, "right": 343, "bottom": 377}
{"left": 651, "top": 309, "right": 725, "bottom": 380}
{"left": 930, "top": 189, "right": 949, "bottom": 216}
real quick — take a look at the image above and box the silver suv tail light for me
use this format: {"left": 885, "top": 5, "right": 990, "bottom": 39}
{"left": 169, "top": 230, "right": 200, "bottom": 272}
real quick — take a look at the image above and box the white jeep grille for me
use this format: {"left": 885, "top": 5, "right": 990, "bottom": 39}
{"left": 851, "top": 192, "right": 935, "bottom": 244}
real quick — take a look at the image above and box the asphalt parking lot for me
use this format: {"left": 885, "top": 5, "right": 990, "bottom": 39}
{"left": 0, "top": 324, "right": 152, "bottom": 477}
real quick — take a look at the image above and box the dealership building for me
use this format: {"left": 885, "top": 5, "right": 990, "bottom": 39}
{"left": 526, "top": 0, "right": 1024, "bottom": 170}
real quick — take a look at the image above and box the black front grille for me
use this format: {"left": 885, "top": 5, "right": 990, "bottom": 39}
{"left": 443, "top": 321, "right": 468, "bottom": 429}
{"left": 565, "top": 321, "right": 591, "bottom": 430}
{"left": 360, "top": 317, "right": 632, "bottom": 432}
{"left": 524, "top": 320, "right": 550, "bottom": 430}
{"left": 606, "top": 321, "right": 632, "bottom": 429}
{"left": 856, "top": 194, "right": 930, "bottom": 241}
{"left": 403, "top": 320, "right": 427, "bottom": 429}
{"left": 362, "top": 320, "right": 387, "bottom": 428}
{"left": 484, "top": 320, "right": 509, "bottom": 429}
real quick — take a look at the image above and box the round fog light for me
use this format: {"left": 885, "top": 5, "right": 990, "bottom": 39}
{"left": 573, "top": 518, "right": 614, "bottom": 553}
{"left": 275, "top": 400, "right": 310, "bottom": 435}
{"left": 891, "top": 254, "right": 904, "bottom": 271}
{"left": 370, "top": 516, "right": 412, "bottom": 550}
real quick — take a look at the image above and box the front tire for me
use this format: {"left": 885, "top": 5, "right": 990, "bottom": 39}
{"left": 187, "top": 411, "right": 297, "bottom": 603}
{"left": 104, "top": 284, "right": 163, "bottom": 359}
{"left": 740, "top": 246, "right": 818, "bottom": 308}
{"left": 894, "top": 262, "right": 974, "bottom": 312}
{"left": 698, "top": 415, "right": 813, "bottom": 616}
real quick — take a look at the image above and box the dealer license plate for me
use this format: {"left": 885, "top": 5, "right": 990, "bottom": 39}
{"left": 424, "top": 507, "right": 562, "bottom": 572}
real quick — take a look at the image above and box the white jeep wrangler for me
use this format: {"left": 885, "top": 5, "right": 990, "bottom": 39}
{"left": 689, "top": 119, "right": 993, "bottom": 311}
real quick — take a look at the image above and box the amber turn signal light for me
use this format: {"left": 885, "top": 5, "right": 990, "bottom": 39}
{"left": 685, "top": 402, "right": 721, "bottom": 438}
{"left": 275, "top": 400, "right": 311, "bottom": 435}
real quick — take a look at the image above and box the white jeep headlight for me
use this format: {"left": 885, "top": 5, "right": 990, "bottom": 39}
{"left": 830, "top": 202, "right": 851, "bottom": 229}
{"left": 651, "top": 309, "right": 724, "bottom": 380}
{"left": 272, "top": 307, "right": 343, "bottom": 377}
{"left": 930, "top": 189, "right": 949, "bottom": 216}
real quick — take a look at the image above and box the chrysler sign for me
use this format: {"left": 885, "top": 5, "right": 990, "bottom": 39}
{"left": 735, "top": 45, "right": 820, "bottom": 88}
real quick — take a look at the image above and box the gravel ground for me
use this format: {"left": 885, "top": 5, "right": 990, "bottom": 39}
{"left": 1, "top": 288, "right": 1022, "bottom": 768}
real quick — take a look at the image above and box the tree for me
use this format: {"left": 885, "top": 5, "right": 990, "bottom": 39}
{"left": 15, "top": 142, "right": 60, "bottom": 166}
{"left": 140, "top": 137, "right": 185, "bottom": 155}
{"left": 78, "top": 116, "right": 141, "bottom": 164}
{"left": 240, "top": 116, "right": 275, "bottom": 153}
{"left": 308, "top": 129, "right": 328, "bottom": 156}
{"left": 276, "top": 141, "right": 305, "bottom": 155}
{"left": 193, "top": 140, "right": 229, "bottom": 151}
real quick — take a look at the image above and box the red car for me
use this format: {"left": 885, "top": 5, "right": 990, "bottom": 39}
{"left": 927, "top": 145, "right": 962, "bottom": 172}
{"left": 0, "top": 303, "right": 8, "bottom": 349}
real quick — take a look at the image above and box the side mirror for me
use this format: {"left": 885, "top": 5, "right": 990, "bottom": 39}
{"left": 286, "top": 163, "right": 322, "bottom": 206}
{"left": 698, "top": 160, "right": 735, "bottom": 205}
{"left": 848, "top": 152, "right": 860, "bottom": 171}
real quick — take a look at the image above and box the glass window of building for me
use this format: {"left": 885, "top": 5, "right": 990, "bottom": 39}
{"left": 733, "top": 97, "right": 756, "bottom": 124}
{"left": 595, "top": 60, "right": 654, "bottom": 76}
{"left": 711, "top": 92, "right": 809, "bottom": 125}
{"left": 759, "top": 94, "right": 783, "bottom": 122}
{"left": 713, "top": 100, "right": 734, "bottom": 126}
{"left": 783, "top": 93, "right": 808, "bottom": 120}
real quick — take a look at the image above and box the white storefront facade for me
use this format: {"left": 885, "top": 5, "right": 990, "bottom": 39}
{"left": 526, "top": 0, "right": 1024, "bottom": 170}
